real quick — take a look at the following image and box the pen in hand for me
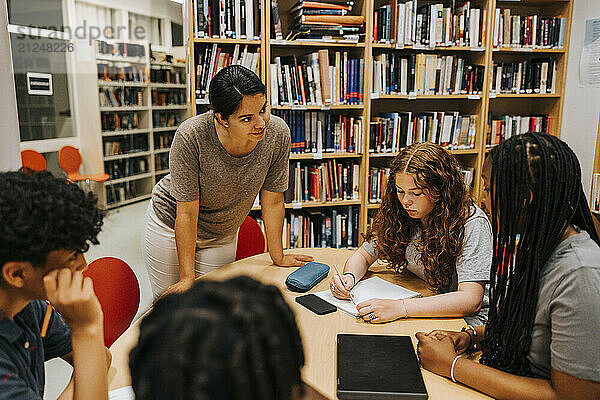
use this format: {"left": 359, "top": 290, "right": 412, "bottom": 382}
{"left": 332, "top": 264, "right": 355, "bottom": 305}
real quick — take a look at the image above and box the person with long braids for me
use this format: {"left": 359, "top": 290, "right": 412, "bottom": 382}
{"left": 144, "top": 65, "right": 312, "bottom": 299}
{"left": 129, "top": 276, "right": 326, "bottom": 400}
{"left": 416, "top": 133, "right": 600, "bottom": 399}
{"left": 330, "top": 142, "right": 493, "bottom": 325}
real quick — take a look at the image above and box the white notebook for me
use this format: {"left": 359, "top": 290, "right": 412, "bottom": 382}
{"left": 315, "top": 276, "right": 421, "bottom": 318}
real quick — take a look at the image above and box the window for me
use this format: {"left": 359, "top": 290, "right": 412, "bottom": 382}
{"left": 74, "top": 2, "right": 119, "bottom": 40}
{"left": 129, "top": 12, "right": 163, "bottom": 47}
{"left": 171, "top": 22, "right": 183, "bottom": 46}
{"left": 7, "top": 0, "right": 64, "bottom": 31}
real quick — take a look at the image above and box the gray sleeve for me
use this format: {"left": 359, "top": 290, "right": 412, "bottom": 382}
{"left": 261, "top": 120, "right": 291, "bottom": 193}
{"left": 550, "top": 266, "right": 600, "bottom": 382}
{"left": 168, "top": 124, "right": 200, "bottom": 202}
{"left": 455, "top": 216, "right": 493, "bottom": 283}
{"left": 362, "top": 238, "right": 378, "bottom": 258}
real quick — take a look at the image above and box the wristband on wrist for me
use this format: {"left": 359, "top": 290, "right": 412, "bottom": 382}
{"left": 343, "top": 272, "right": 356, "bottom": 287}
{"left": 450, "top": 355, "right": 462, "bottom": 383}
{"left": 461, "top": 324, "right": 477, "bottom": 351}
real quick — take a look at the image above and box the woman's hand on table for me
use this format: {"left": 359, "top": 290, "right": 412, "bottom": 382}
{"left": 272, "top": 253, "right": 314, "bottom": 267}
{"left": 415, "top": 332, "right": 458, "bottom": 378}
{"left": 161, "top": 278, "right": 195, "bottom": 299}
{"left": 356, "top": 298, "right": 406, "bottom": 323}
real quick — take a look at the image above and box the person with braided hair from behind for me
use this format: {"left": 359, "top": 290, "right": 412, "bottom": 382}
{"left": 129, "top": 276, "right": 326, "bottom": 400}
{"left": 416, "top": 133, "right": 600, "bottom": 399}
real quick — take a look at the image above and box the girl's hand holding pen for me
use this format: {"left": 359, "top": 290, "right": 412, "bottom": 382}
{"left": 329, "top": 274, "right": 354, "bottom": 300}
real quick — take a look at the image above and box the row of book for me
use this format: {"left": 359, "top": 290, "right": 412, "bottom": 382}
{"left": 286, "top": 0, "right": 364, "bottom": 41}
{"left": 195, "top": 44, "right": 260, "bottom": 99}
{"left": 153, "top": 112, "right": 182, "bottom": 129}
{"left": 101, "top": 112, "right": 140, "bottom": 132}
{"left": 105, "top": 157, "right": 149, "bottom": 181}
{"left": 99, "top": 88, "right": 144, "bottom": 108}
{"left": 372, "top": 53, "right": 484, "bottom": 96}
{"left": 284, "top": 160, "right": 360, "bottom": 204}
{"left": 369, "top": 112, "right": 477, "bottom": 153}
{"left": 98, "top": 41, "right": 145, "bottom": 58}
{"left": 270, "top": 51, "right": 363, "bottom": 106}
{"left": 103, "top": 136, "right": 148, "bottom": 157}
{"left": 98, "top": 64, "right": 147, "bottom": 83}
{"left": 152, "top": 89, "right": 186, "bottom": 106}
{"left": 154, "top": 132, "right": 175, "bottom": 150}
{"left": 106, "top": 182, "right": 138, "bottom": 205}
{"left": 488, "top": 115, "right": 552, "bottom": 146}
{"left": 492, "top": 10, "right": 566, "bottom": 49}
{"left": 193, "top": 0, "right": 260, "bottom": 39}
{"left": 272, "top": 110, "right": 363, "bottom": 154}
{"left": 155, "top": 153, "right": 170, "bottom": 171}
{"left": 150, "top": 68, "right": 185, "bottom": 85}
{"left": 374, "top": 1, "right": 485, "bottom": 48}
{"left": 368, "top": 165, "right": 474, "bottom": 203}
{"left": 275, "top": 206, "right": 360, "bottom": 249}
{"left": 490, "top": 59, "right": 557, "bottom": 95}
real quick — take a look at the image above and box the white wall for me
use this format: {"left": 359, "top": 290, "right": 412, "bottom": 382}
{"left": 561, "top": 0, "right": 600, "bottom": 199}
{"left": 77, "top": 0, "right": 183, "bottom": 27}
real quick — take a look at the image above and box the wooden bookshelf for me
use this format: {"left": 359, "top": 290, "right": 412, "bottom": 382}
{"left": 185, "top": 0, "right": 573, "bottom": 248}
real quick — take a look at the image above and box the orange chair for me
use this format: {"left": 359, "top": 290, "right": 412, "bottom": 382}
{"left": 83, "top": 257, "right": 140, "bottom": 347}
{"left": 235, "top": 216, "right": 266, "bottom": 260}
{"left": 58, "top": 146, "right": 109, "bottom": 183}
{"left": 21, "top": 150, "right": 46, "bottom": 171}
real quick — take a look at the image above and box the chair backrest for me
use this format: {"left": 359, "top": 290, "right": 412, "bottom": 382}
{"left": 21, "top": 150, "right": 46, "bottom": 171}
{"left": 58, "top": 146, "right": 82, "bottom": 175}
{"left": 83, "top": 257, "right": 140, "bottom": 347}
{"left": 235, "top": 216, "right": 266, "bottom": 260}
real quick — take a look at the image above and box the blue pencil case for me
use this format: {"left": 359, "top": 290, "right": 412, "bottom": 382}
{"left": 285, "top": 262, "right": 330, "bottom": 292}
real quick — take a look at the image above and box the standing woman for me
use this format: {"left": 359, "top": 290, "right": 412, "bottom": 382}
{"left": 416, "top": 133, "right": 600, "bottom": 399}
{"left": 144, "top": 65, "right": 312, "bottom": 299}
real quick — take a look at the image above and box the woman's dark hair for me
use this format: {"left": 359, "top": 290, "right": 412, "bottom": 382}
{"left": 481, "top": 133, "right": 600, "bottom": 376}
{"left": 130, "top": 276, "right": 305, "bottom": 400}
{"left": 0, "top": 170, "right": 103, "bottom": 271}
{"left": 364, "top": 142, "right": 472, "bottom": 291}
{"left": 209, "top": 65, "right": 266, "bottom": 120}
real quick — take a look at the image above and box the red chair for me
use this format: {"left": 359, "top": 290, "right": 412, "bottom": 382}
{"left": 21, "top": 150, "right": 46, "bottom": 171}
{"left": 235, "top": 216, "right": 266, "bottom": 260}
{"left": 83, "top": 257, "right": 140, "bottom": 347}
{"left": 58, "top": 146, "right": 109, "bottom": 183}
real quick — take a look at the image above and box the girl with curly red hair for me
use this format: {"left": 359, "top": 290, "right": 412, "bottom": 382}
{"left": 330, "top": 142, "right": 492, "bottom": 325}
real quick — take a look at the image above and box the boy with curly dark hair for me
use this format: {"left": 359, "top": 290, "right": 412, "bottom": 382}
{"left": 0, "top": 170, "right": 109, "bottom": 400}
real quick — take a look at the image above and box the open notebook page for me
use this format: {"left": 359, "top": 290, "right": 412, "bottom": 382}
{"left": 314, "top": 276, "right": 421, "bottom": 318}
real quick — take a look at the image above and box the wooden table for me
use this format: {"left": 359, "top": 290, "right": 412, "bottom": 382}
{"left": 109, "top": 248, "right": 491, "bottom": 399}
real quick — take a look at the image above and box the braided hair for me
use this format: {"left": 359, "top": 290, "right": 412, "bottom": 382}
{"left": 129, "top": 276, "right": 305, "bottom": 400}
{"left": 480, "top": 133, "right": 600, "bottom": 376}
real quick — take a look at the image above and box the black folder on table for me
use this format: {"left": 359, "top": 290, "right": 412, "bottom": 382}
{"left": 337, "top": 334, "right": 428, "bottom": 399}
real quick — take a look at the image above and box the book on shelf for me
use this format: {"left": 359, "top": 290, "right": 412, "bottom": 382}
{"left": 490, "top": 59, "right": 557, "bottom": 95}
{"left": 153, "top": 111, "right": 183, "bottom": 128}
{"left": 155, "top": 153, "right": 170, "bottom": 171}
{"left": 193, "top": 0, "right": 260, "bottom": 39}
{"left": 98, "top": 41, "right": 145, "bottom": 58}
{"left": 273, "top": 110, "right": 363, "bottom": 154}
{"left": 461, "top": 167, "right": 474, "bottom": 189}
{"left": 492, "top": 10, "right": 566, "bottom": 49}
{"left": 101, "top": 112, "right": 140, "bottom": 131}
{"left": 277, "top": 206, "right": 359, "bottom": 249}
{"left": 286, "top": 0, "right": 363, "bottom": 41}
{"left": 368, "top": 166, "right": 390, "bottom": 203}
{"left": 196, "top": 44, "right": 260, "bottom": 99}
{"left": 97, "top": 64, "right": 146, "bottom": 83}
{"left": 99, "top": 87, "right": 145, "bottom": 107}
{"left": 271, "top": 50, "right": 363, "bottom": 106}
{"left": 488, "top": 115, "right": 552, "bottom": 146}
{"left": 372, "top": 53, "right": 484, "bottom": 96}
{"left": 154, "top": 132, "right": 175, "bottom": 149}
{"left": 105, "top": 157, "right": 149, "bottom": 180}
{"left": 285, "top": 160, "right": 360, "bottom": 203}
{"left": 370, "top": 112, "right": 477, "bottom": 152}
{"left": 106, "top": 182, "right": 137, "bottom": 205}
{"left": 374, "top": 1, "right": 485, "bottom": 48}
{"left": 150, "top": 67, "right": 185, "bottom": 84}
{"left": 152, "top": 89, "right": 186, "bottom": 106}
{"left": 103, "top": 135, "right": 149, "bottom": 156}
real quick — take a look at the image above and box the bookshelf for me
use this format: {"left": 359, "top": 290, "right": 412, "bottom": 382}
{"left": 94, "top": 40, "right": 189, "bottom": 209}
{"left": 186, "top": 0, "right": 573, "bottom": 249}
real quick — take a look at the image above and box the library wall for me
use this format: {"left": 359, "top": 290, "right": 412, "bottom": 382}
{"left": 561, "top": 0, "right": 600, "bottom": 198}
